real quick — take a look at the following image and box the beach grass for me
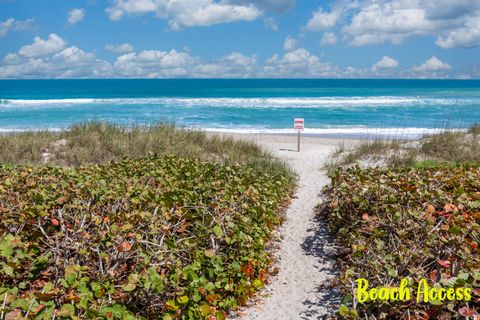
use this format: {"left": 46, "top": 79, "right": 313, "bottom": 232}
{"left": 325, "top": 123, "right": 480, "bottom": 172}
{"left": 0, "top": 122, "right": 292, "bottom": 177}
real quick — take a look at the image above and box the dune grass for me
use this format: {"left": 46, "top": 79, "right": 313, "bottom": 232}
{"left": 0, "top": 122, "right": 292, "bottom": 178}
{"left": 325, "top": 123, "right": 480, "bottom": 172}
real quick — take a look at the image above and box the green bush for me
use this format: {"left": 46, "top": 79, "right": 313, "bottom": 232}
{"left": 0, "top": 156, "right": 292, "bottom": 319}
{"left": 318, "top": 166, "right": 480, "bottom": 319}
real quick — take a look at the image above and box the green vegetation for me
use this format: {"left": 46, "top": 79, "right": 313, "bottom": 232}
{"left": 0, "top": 122, "right": 286, "bottom": 174}
{"left": 325, "top": 124, "right": 480, "bottom": 173}
{"left": 317, "top": 166, "right": 480, "bottom": 319}
{"left": 0, "top": 123, "right": 294, "bottom": 319}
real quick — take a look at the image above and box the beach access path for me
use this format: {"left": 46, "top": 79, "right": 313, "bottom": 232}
{"left": 226, "top": 134, "right": 348, "bottom": 320}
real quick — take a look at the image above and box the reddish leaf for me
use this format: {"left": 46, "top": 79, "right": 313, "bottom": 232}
{"left": 56, "top": 197, "right": 67, "bottom": 204}
{"left": 32, "top": 304, "right": 45, "bottom": 315}
{"left": 177, "top": 224, "right": 188, "bottom": 233}
{"left": 122, "top": 242, "right": 132, "bottom": 252}
{"left": 259, "top": 269, "right": 267, "bottom": 282}
{"left": 458, "top": 306, "right": 478, "bottom": 317}
{"left": 428, "top": 270, "right": 437, "bottom": 281}
{"left": 444, "top": 203, "right": 458, "bottom": 212}
{"left": 241, "top": 263, "right": 254, "bottom": 277}
{"left": 437, "top": 260, "right": 451, "bottom": 268}
{"left": 51, "top": 218, "right": 59, "bottom": 226}
{"left": 206, "top": 294, "right": 219, "bottom": 303}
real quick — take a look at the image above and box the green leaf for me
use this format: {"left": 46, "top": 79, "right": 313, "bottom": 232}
{"left": 253, "top": 279, "right": 263, "bottom": 288}
{"left": 449, "top": 225, "right": 461, "bottom": 235}
{"left": 339, "top": 305, "right": 350, "bottom": 317}
{"left": 122, "top": 283, "right": 136, "bottom": 292}
{"left": 213, "top": 225, "right": 224, "bottom": 237}
{"left": 165, "top": 300, "right": 179, "bottom": 311}
{"left": 2, "top": 265, "right": 14, "bottom": 276}
{"left": 59, "top": 304, "right": 76, "bottom": 317}
{"left": 387, "top": 268, "right": 398, "bottom": 277}
{"left": 177, "top": 295, "right": 189, "bottom": 304}
{"left": 199, "top": 304, "right": 211, "bottom": 317}
{"left": 0, "top": 234, "right": 14, "bottom": 258}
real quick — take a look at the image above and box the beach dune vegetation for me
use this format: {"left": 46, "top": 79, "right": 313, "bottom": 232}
{"left": 0, "top": 123, "right": 294, "bottom": 319}
{"left": 326, "top": 124, "right": 480, "bottom": 171}
{"left": 318, "top": 166, "right": 480, "bottom": 318}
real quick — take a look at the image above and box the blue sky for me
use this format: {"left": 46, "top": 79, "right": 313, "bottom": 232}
{"left": 1, "top": 0, "right": 480, "bottom": 78}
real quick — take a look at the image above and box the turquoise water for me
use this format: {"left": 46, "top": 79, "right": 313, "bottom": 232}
{"left": 1, "top": 79, "right": 480, "bottom": 138}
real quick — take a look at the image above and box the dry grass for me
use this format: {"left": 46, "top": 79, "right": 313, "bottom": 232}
{"left": 0, "top": 122, "right": 292, "bottom": 177}
{"left": 325, "top": 123, "right": 480, "bottom": 172}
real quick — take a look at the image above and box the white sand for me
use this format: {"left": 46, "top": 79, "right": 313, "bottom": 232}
{"left": 220, "top": 133, "right": 354, "bottom": 320}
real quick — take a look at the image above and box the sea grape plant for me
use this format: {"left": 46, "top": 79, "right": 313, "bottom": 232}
{"left": 318, "top": 166, "right": 480, "bottom": 319}
{"left": 0, "top": 156, "right": 292, "bottom": 319}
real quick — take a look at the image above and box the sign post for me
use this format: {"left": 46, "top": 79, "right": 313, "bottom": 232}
{"left": 294, "top": 118, "right": 304, "bottom": 152}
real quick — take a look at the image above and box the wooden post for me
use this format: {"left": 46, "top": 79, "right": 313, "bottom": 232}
{"left": 297, "top": 130, "right": 301, "bottom": 152}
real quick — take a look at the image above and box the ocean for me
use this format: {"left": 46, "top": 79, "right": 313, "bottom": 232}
{"left": 1, "top": 79, "right": 480, "bottom": 138}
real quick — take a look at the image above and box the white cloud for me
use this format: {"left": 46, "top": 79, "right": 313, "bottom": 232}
{"left": 306, "top": 7, "right": 341, "bottom": 31}
{"left": 106, "top": 0, "right": 261, "bottom": 30}
{"left": 114, "top": 50, "right": 258, "bottom": 78}
{"left": 1, "top": 43, "right": 111, "bottom": 79}
{"left": 413, "top": 56, "right": 451, "bottom": 72}
{"left": 68, "top": 8, "right": 85, "bottom": 25}
{"left": 18, "top": 34, "right": 66, "bottom": 58}
{"left": 0, "top": 34, "right": 111, "bottom": 79}
{"left": 264, "top": 17, "right": 278, "bottom": 31}
{"left": 343, "top": 2, "right": 432, "bottom": 46}
{"left": 221, "top": 52, "right": 256, "bottom": 67}
{"left": 283, "top": 35, "right": 296, "bottom": 51}
{"left": 264, "top": 48, "right": 336, "bottom": 77}
{"left": 320, "top": 32, "right": 337, "bottom": 46}
{"left": 1, "top": 35, "right": 261, "bottom": 79}
{"left": 105, "top": 43, "right": 135, "bottom": 53}
{"left": 53, "top": 46, "right": 94, "bottom": 64}
{"left": 228, "top": 0, "right": 295, "bottom": 13}
{"left": 340, "top": 0, "right": 480, "bottom": 48}
{"left": 0, "top": 18, "right": 34, "bottom": 37}
{"left": 0, "top": 33, "right": 465, "bottom": 79}
{"left": 436, "top": 16, "right": 480, "bottom": 48}
{"left": 422, "top": 0, "right": 479, "bottom": 20}
{"left": 114, "top": 49, "right": 196, "bottom": 78}
{"left": 192, "top": 52, "right": 257, "bottom": 78}
{"left": 372, "top": 56, "right": 399, "bottom": 71}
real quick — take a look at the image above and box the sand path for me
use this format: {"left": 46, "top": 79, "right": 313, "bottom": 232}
{"left": 229, "top": 134, "right": 343, "bottom": 320}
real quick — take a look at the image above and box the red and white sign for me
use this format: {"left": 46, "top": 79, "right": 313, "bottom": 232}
{"left": 294, "top": 118, "right": 304, "bottom": 131}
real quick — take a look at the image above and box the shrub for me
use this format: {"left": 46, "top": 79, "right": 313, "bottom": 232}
{"left": 317, "top": 166, "right": 480, "bottom": 319}
{"left": 0, "top": 156, "right": 292, "bottom": 319}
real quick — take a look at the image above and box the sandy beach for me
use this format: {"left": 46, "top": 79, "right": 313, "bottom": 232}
{"left": 213, "top": 133, "right": 354, "bottom": 319}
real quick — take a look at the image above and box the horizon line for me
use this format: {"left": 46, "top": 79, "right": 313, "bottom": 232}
{"left": 0, "top": 78, "right": 479, "bottom": 81}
